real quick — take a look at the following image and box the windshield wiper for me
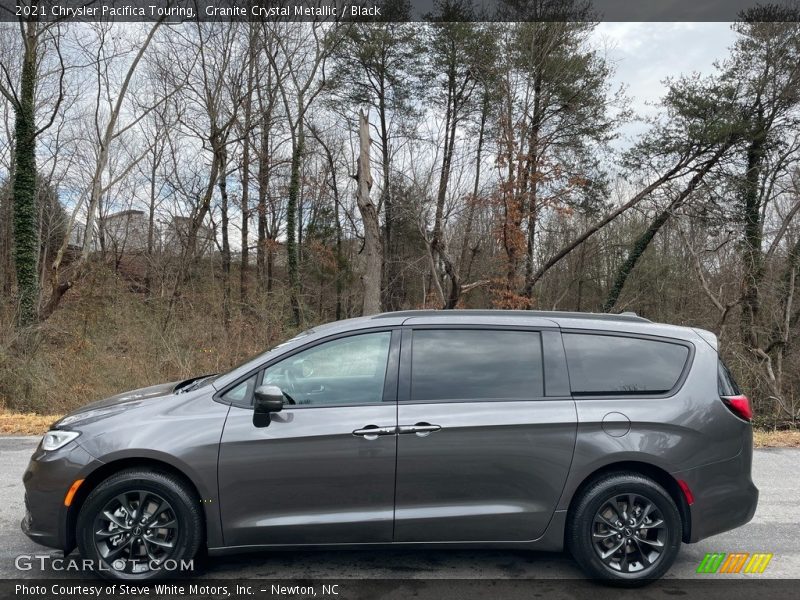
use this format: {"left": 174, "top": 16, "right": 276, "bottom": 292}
{"left": 178, "top": 375, "right": 216, "bottom": 393}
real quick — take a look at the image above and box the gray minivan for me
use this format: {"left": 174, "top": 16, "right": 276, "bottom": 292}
{"left": 22, "top": 310, "right": 758, "bottom": 585}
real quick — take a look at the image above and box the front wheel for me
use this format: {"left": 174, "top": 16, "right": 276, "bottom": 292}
{"left": 567, "top": 473, "right": 682, "bottom": 586}
{"left": 76, "top": 469, "right": 203, "bottom": 580}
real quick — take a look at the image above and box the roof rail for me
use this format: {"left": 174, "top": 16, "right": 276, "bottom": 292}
{"left": 370, "top": 309, "right": 651, "bottom": 323}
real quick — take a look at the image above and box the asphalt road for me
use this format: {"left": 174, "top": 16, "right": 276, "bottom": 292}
{"left": 1, "top": 436, "right": 798, "bottom": 580}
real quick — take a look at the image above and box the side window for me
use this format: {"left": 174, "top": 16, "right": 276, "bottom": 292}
{"left": 410, "top": 329, "right": 544, "bottom": 401}
{"left": 261, "top": 332, "right": 392, "bottom": 407}
{"left": 563, "top": 333, "right": 689, "bottom": 395}
{"left": 221, "top": 373, "right": 258, "bottom": 405}
{"left": 718, "top": 360, "right": 741, "bottom": 396}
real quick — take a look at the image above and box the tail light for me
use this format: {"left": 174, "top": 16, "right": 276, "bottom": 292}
{"left": 721, "top": 394, "right": 753, "bottom": 422}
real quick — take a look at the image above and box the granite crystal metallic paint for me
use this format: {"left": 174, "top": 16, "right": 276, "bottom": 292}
{"left": 21, "top": 310, "right": 758, "bottom": 583}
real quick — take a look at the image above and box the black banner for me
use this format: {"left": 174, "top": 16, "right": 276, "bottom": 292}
{"left": 5, "top": 579, "right": 800, "bottom": 600}
{"left": 1, "top": 0, "right": 799, "bottom": 23}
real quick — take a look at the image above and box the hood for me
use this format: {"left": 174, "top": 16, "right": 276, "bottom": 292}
{"left": 53, "top": 380, "right": 182, "bottom": 430}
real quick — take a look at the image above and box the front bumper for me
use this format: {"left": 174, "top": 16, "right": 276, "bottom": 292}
{"left": 673, "top": 448, "right": 759, "bottom": 543}
{"left": 21, "top": 440, "right": 102, "bottom": 552}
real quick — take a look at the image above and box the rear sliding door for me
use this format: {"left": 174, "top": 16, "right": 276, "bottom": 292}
{"left": 393, "top": 327, "right": 577, "bottom": 542}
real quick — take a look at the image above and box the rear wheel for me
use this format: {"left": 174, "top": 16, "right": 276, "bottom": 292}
{"left": 567, "top": 473, "right": 681, "bottom": 586}
{"left": 76, "top": 469, "right": 202, "bottom": 580}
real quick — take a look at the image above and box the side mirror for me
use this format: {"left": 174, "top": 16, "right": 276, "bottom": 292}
{"left": 253, "top": 385, "right": 284, "bottom": 428}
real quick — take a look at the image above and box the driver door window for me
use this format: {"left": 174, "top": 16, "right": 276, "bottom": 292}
{"left": 262, "top": 332, "right": 392, "bottom": 407}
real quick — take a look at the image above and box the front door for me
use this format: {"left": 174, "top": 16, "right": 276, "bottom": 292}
{"left": 218, "top": 330, "right": 400, "bottom": 547}
{"left": 393, "top": 328, "right": 577, "bottom": 542}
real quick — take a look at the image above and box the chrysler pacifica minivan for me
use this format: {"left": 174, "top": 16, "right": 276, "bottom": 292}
{"left": 22, "top": 310, "right": 758, "bottom": 584}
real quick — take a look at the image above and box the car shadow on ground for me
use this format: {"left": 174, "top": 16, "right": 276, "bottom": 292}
{"left": 199, "top": 548, "right": 583, "bottom": 579}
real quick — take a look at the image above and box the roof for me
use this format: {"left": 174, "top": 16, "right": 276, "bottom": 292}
{"left": 371, "top": 309, "right": 650, "bottom": 324}
{"left": 102, "top": 209, "right": 145, "bottom": 220}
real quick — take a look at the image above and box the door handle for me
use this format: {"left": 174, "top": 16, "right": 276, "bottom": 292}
{"left": 398, "top": 422, "right": 441, "bottom": 437}
{"left": 352, "top": 425, "right": 396, "bottom": 440}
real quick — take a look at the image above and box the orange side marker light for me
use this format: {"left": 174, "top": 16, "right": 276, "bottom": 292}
{"left": 64, "top": 479, "right": 84, "bottom": 507}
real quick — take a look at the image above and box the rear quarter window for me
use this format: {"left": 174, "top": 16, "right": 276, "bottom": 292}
{"left": 563, "top": 333, "right": 690, "bottom": 396}
{"left": 718, "top": 360, "right": 741, "bottom": 396}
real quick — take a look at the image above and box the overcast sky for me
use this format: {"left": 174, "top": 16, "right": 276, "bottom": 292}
{"left": 593, "top": 22, "right": 738, "bottom": 146}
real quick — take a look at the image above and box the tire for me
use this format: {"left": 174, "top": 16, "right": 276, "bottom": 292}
{"left": 567, "top": 473, "right": 682, "bottom": 586}
{"left": 76, "top": 469, "right": 203, "bottom": 580}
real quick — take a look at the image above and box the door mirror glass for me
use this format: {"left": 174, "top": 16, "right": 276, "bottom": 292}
{"left": 253, "top": 385, "right": 284, "bottom": 427}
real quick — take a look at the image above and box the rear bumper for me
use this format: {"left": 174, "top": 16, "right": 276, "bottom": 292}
{"left": 674, "top": 449, "right": 758, "bottom": 543}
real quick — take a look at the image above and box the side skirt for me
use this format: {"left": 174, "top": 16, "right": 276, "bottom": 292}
{"left": 207, "top": 511, "right": 567, "bottom": 557}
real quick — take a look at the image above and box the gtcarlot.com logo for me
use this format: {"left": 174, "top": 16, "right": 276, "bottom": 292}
{"left": 697, "top": 552, "right": 773, "bottom": 574}
{"left": 15, "top": 554, "right": 194, "bottom": 573}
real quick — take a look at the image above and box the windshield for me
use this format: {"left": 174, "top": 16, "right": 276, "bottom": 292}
{"left": 193, "top": 328, "right": 317, "bottom": 391}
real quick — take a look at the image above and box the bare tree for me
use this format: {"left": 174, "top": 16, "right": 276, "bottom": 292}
{"left": 264, "top": 21, "right": 341, "bottom": 324}
{"left": 355, "top": 109, "right": 382, "bottom": 315}
{"left": 43, "top": 21, "right": 167, "bottom": 319}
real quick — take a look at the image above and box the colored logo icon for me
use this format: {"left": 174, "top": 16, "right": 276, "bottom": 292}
{"left": 697, "top": 553, "right": 773, "bottom": 574}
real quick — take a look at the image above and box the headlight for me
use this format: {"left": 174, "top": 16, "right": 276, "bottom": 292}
{"left": 41, "top": 430, "right": 80, "bottom": 451}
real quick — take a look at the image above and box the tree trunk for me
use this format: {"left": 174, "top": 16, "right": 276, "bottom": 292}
{"left": 378, "top": 77, "right": 395, "bottom": 311}
{"left": 1, "top": 186, "right": 14, "bottom": 296}
{"left": 335, "top": 197, "right": 344, "bottom": 320}
{"left": 256, "top": 108, "right": 270, "bottom": 293}
{"left": 12, "top": 21, "right": 39, "bottom": 326}
{"left": 240, "top": 151, "right": 250, "bottom": 305}
{"left": 526, "top": 150, "right": 709, "bottom": 292}
{"left": 459, "top": 92, "right": 488, "bottom": 279}
{"left": 499, "top": 74, "right": 523, "bottom": 302}
{"left": 603, "top": 151, "right": 728, "bottom": 312}
{"left": 356, "top": 110, "right": 382, "bottom": 315}
{"left": 576, "top": 237, "right": 587, "bottom": 311}
{"left": 240, "top": 27, "right": 256, "bottom": 304}
{"left": 313, "top": 127, "right": 346, "bottom": 321}
{"left": 740, "top": 119, "right": 768, "bottom": 348}
{"left": 145, "top": 142, "right": 159, "bottom": 296}
{"left": 602, "top": 204, "right": 674, "bottom": 312}
{"left": 431, "top": 65, "right": 462, "bottom": 309}
{"left": 218, "top": 148, "right": 231, "bottom": 330}
{"left": 523, "top": 73, "right": 543, "bottom": 303}
{"left": 240, "top": 124, "right": 251, "bottom": 304}
{"left": 286, "top": 126, "right": 303, "bottom": 324}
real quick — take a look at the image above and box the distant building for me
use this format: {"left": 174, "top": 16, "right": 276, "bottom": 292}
{"left": 164, "top": 215, "right": 214, "bottom": 256}
{"left": 67, "top": 220, "right": 85, "bottom": 249}
{"left": 99, "top": 210, "right": 149, "bottom": 253}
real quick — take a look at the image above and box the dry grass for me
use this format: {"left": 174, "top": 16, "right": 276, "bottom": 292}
{"left": 0, "top": 409, "right": 61, "bottom": 435}
{"left": 1, "top": 266, "right": 296, "bottom": 414}
{"left": 753, "top": 429, "right": 800, "bottom": 448}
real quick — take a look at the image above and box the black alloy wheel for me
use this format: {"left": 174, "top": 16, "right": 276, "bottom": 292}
{"left": 92, "top": 490, "right": 179, "bottom": 574}
{"left": 590, "top": 492, "right": 668, "bottom": 573}
{"left": 567, "top": 473, "right": 682, "bottom": 586}
{"left": 76, "top": 469, "right": 202, "bottom": 580}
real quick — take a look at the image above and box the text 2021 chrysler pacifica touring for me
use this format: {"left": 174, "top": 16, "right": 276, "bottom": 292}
{"left": 22, "top": 310, "right": 758, "bottom": 585}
